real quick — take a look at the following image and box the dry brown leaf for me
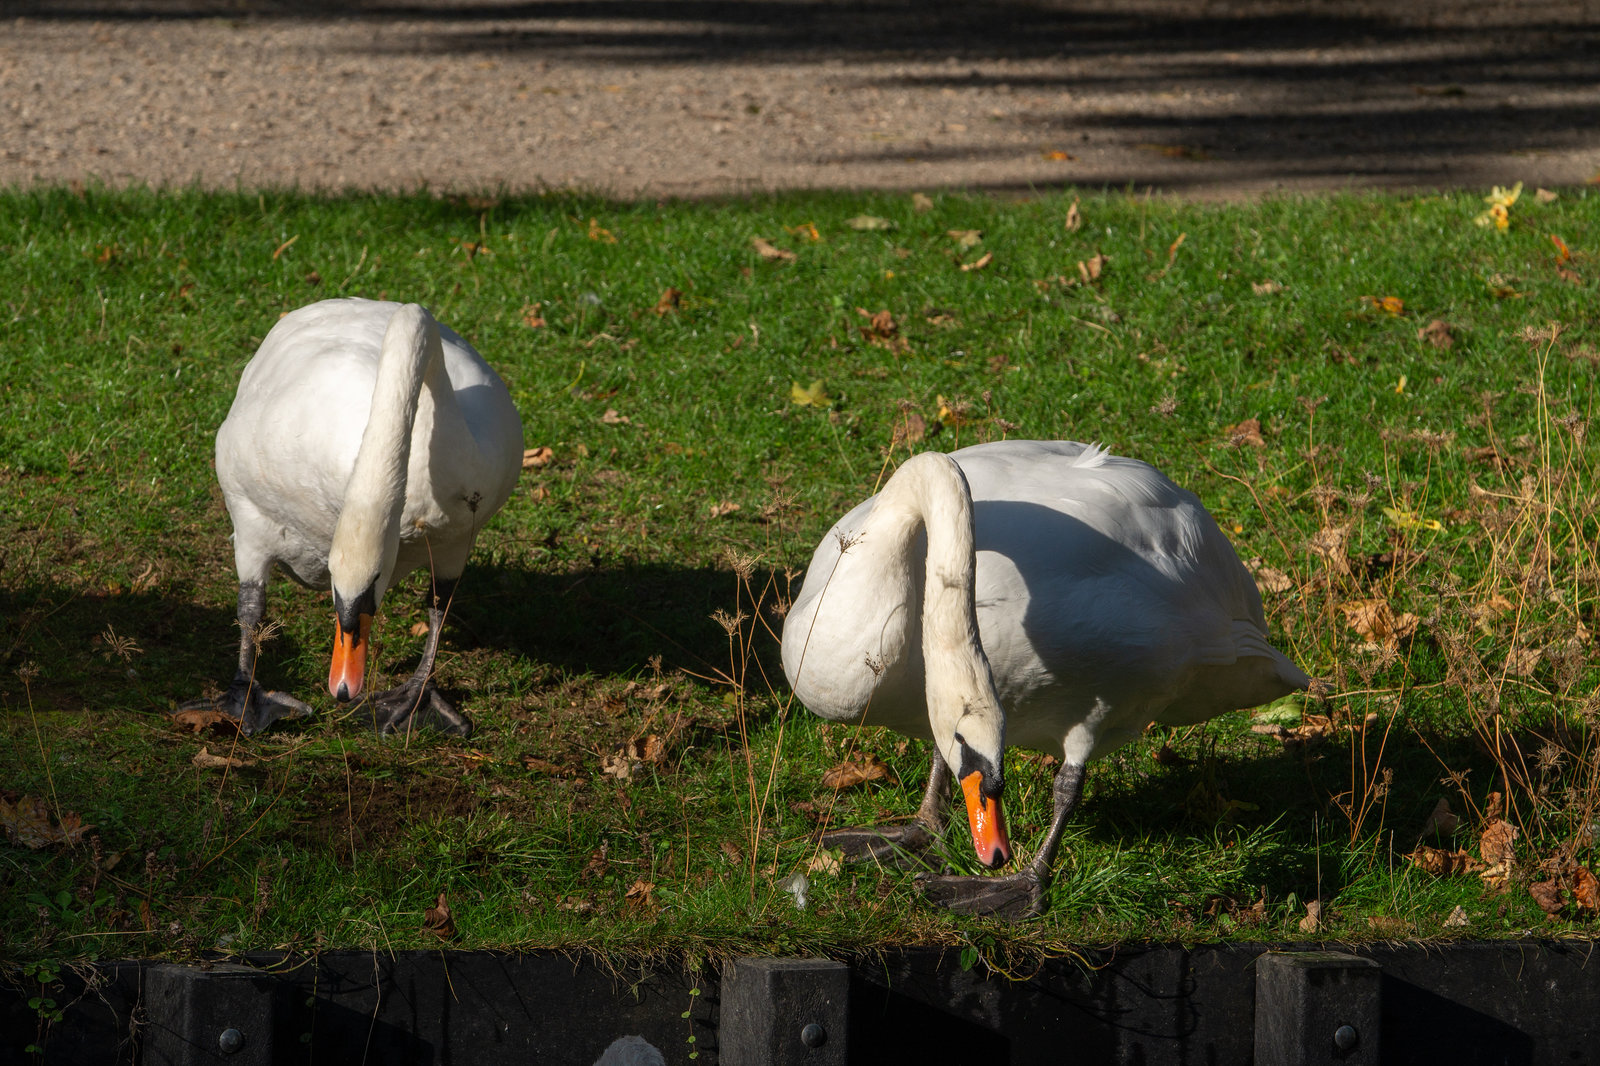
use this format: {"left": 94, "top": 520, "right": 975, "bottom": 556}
{"left": 624, "top": 878, "right": 657, "bottom": 910}
{"left": 1298, "top": 900, "right": 1322, "bottom": 933}
{"left": 1064, "top": 199, "right": 1082, "bottom": 232}
{"left": 422, "top": 892, "right": 457, "bottom": 939}
{"left": 409, "top": 620, "right": 430, "bottom": 637}
{"left": 1443, "top": 905, "right": 1471, "bottom": 928}
{"left": 807, "top": 850, "right": 842, "bottom": 876}
{"left": 1419, "top": 797, "right": 1461, "bottom": 838}
{"left": 1338, "top": 598, "right": 1420, "bottom": 649}
{"left": 720, "top": 841, "right": 744, "bottom": 866}
{"left": 947, "top": 228, "right": 983, "bottom": 250}
{"left": 651, "top": 287, "right": 682, "bottom": 315}
{"left": 600, "top": 751, "right": 637, "bottom": 781}
{"left": 1571, "top": 866, "right": 1600, "bottom": 912}
{"left": 169, "top": 707, "right": 237, "bottom": 734}
{"left": 1529, "top": 880, "right": 1564, "bottom": 916}
{"left": 1367, "top": 915, "right": 1410, "bottom": 936}
{"left": 1486, "top": 791, "right": 1505, "bottom": 821}
{"left": 856, "top": 308, "right": 909, "bottom": 354}
{"left": 959, "top": 251, "right": 994, "bottom": 272}
{"left": 911, "top": 193, "right": 934, "bottom": 213}
{"left": 520, "top": 303, "right": 546, "bottom": 328}
{"left": 1223, "top": 418, "right": 1265, "bottom": 448}
{"left": 522, "top": 755, "right": 577, "bottom": 777}
{"left": 600, "top": 408, "right": 631, "bottom": 425}
{"left": 0, "top": 795, "right": 93, "bottom": 849}
{"left": 1418, "top": 319, "right": 1455, "bottom": 349}
{"left": 1151, "top": 743, "right": 1190, "bottom": 766}
{"left": 1253, "top": 566, "right": 1292, "bottom": 594}
{"left": 1480, "top": 819, "right": 1519, "bottom": 865}
{"left": 192, "top": 746, "right": 253, "bottom": 770}
{"left": 821, "top": 756, "right": 895, "bottom": 789}
{"left": 751, "top": 236, "right": 796, "bottom": 262}
{"left": 1503, "top": 645, "right": 1542, "bottom": 676}
{"left": 708, "top": 500, "right": 741, "bottom": 518}
{"left": 1078, "top": 254, "right": 1107, "bottom": 283}
{"left": 1308, "top": 525, "right": 1352, "bottom": 576}
{"left": 522, "top": 446, "right": 554, "bottom": 469}
{"left": 892, "top": 411, "right": 928, "bottom": 447}
{"left": 1251, "top": 279, "right": 1283, "bottom": 295}
{"left": 1407, "top": 844, "right": 1480, "bottom": 877}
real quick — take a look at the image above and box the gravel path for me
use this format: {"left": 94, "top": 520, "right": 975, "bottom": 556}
{"left": 5, "top": 0, "right": 1599, "bottom": 198}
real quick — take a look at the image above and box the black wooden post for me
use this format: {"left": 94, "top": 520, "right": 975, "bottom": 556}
{"left": 1255, "top": 951, "right": 1381, "bottom": 1065}
{"left": 720, "top": 957, "right": 848, "bottom": 1066}
{"left": 141, "top": 964, "right": 276, "bottom": 1066}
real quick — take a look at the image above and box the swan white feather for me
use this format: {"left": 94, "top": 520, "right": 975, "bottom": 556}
{"left": 780, "top": 439, "right": 1308, "bottom": 916}
{"left": 189, "top": 298, "right": 523, "bottom": 735}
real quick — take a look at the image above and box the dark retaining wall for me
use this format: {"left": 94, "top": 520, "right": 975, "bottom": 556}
{"left": 3, "top": 940, "right": 1597, "bottom": 1064}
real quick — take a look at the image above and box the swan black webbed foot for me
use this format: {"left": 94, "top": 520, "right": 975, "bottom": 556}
{"left": 914, "top": 869, "right": 1045, "bottom": 920}
{"left": 365, "top": 677, "right": 473, "bottom": 738}
{"left": 821, "top": 823, "right": 938, "bottom": 868}
{"left": 179, "top": 678, "right": 313, "bottom": 736}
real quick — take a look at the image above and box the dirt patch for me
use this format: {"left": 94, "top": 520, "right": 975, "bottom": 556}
{"left": 4, "top": 0, "right": 1598, "bottom": 199}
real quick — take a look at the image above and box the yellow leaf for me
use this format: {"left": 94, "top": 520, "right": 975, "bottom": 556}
{"left": 587, "top": 218, "right": 617, "bottom": 243}
{"left": 1382, "top": 506, "right": 1444, "bottom": 532}
{"left": 790, "top": 379, "right": 831, "bottom": 407}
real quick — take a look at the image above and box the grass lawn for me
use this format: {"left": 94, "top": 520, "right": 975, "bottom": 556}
{"left": 1, "top": 183, "right": 1597, "bottom": 970}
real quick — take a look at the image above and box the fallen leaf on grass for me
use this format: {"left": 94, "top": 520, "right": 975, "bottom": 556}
{"left": 790, "top": 379, "right": 831, "bottom": 407}
{"left": 192, "top": 746, "right": 254, "bottom": 770}
{"left": 1407, "top": 844, "right": 1481, "bottom": 877}
{"left": 1382, "top": 506, "right": 1444, "bottom": 532}
{"left": 1253, "top": 566, "right": 1293, "bottom": 594}
{"left": 169, "top": 707, "right": 238, "bottom": 734}
{"left": 1078, "top": 254, "right": 1108, "bottom": 283}
{"left": 892, "top": 410, "right": 928, "bottom": 447}
{"left": 1338, "top": 598, "right": 1419, "bottom": 649}
{"left": 651, "top": 287, "right": 682, "bottom": 315}
{"left": 1530, "top": 880, "right": 1564, "bottom": 917}
{"left": 520, "top": 303, "right": 546, "bottom": 328}
{"left": 1363, "top": 295, "right": 1406, "bottom": 316}
{"left": 1151, "top": 742, "right": 1190, "bottom": 766}
{"left": 1064, "top": 199, "right": 1082, "bottom": 232}
{"left": 1308, "top": 525, "right": 1353, "bottom": 576}
{"left": 807, "top": 850, "right": 842, "bottom": 876}
{"left": 522, "top": 446, "right": 554, "bottom": 469}
{"left": 1367, "top": 915, "right": 1410, "bottom": 936}
{"left": 1298, "top": 900, "right": 1322, "bottom": 933}
{"left": 959, "top": 251, "right": 994, "bottom": 272}
{"left": 587, "top": 218, "right": 617, "bottom": 244}
{"left": 720, "top": 841, "right": 744, "bottom": 866}
{"left": 600, "top": 752, "right": 637, "bottom": 781}
{"left": 946, "top": 229, "right": 983, "bottom": 250}
{"left": 600, "top": 408, "right": 631, "bottom": 425}
{"left": 1251, "top": 279, "right": 1283, "bottom": 295}
{"left": 1222, "top": 417, "right": 1265, "bottom": 448}
{"left": 409, "top": 620, "right": 430, "bottom": 637}
{"left": 857, "top": 308, "right": 909, "bottom": 354}
{"left": 1417, "top": 319, "right": 1455, "bottom": 348}
{"left": 624, "top": 878, "right": 657, "bottom": 910}
{"left": 0, "top": 795, "right": 93, "bottom": 849}
{"left": 846, "top": 215, "right": 895, "bottom": 231}
{"left": 1444, "top": 905, "right": 1471, "bottom": 928}
{"left": 1572, "top": 866, "right": 1600, "bottom": 912}
{"left": 522, "top": 755, "right": 578, "bottom": 777}
{"left": 785, "top": 222, "right": 822, "bottom": 242}
{"left": 911, "top": 193, "right": 934, "bottom": 213}
{"left": 708, "top": 501, "right": 741, "bottom": 518}
{"left": 751, "top": 236, "right": 797, "bottom": 262}
{"left": 1504, "top": 645, "right": 1542, "bottom": 676}
{"left": 1480, "top": 819, "right": 1519, "bottom": 865}
{"left": 821, "top": 756, "right": 895, "bottom": 789}
{"left": 422, "top": 892, "right": 457, "bottom": 939}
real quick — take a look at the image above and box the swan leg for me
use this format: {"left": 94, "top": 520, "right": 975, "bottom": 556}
{"left": 915, "top": 759, "right": 1086, "bottom": 920}
{"left": 180, "top": 581, "right": 314, "bottom": 735}
{"left": 822, "top": 747, "right": 949, "bottom": 866}
{"left": 366, "top": 578, "right": 473, "bottom": 738}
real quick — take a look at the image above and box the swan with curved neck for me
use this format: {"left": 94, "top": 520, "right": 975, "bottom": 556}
{"left": 184, "top": 298, "right": 523, "bottom": 735}
{"left": 781, "top": 441, "right": 1309, "bottom": 918}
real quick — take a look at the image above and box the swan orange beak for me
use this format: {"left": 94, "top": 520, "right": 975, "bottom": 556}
{"left": 961, "top": 770, "right": 1011, "bottom": 869}
{"left": 329, "top": 613, "right": 372, "bottom": 702}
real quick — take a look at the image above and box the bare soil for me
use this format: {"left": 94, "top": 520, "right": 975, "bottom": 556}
{"left": 4, "top": 0, "right": 1599, "bottom": 199}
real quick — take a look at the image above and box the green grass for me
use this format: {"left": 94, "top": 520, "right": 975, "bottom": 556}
{"left": 1, "top": 183, "right": 1597, "bottom": 968}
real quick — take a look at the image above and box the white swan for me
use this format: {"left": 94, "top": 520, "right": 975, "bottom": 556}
{"left": 780, "top": 440, "right": 1309, "bottom": 918}
{"left": 184, "top": 298, "right": 524, "bottom": 735}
